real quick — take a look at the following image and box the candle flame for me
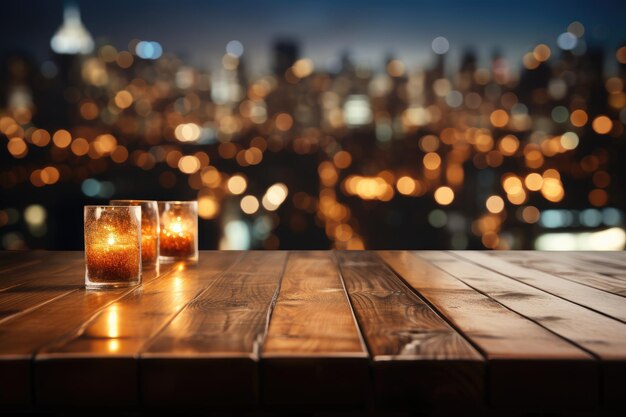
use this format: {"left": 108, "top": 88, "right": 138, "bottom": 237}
{"left": 107, "top": 235, "right": 116, "bottom": 245}
{"left": 170, "top": 222, "right": 183, "bottom": 234}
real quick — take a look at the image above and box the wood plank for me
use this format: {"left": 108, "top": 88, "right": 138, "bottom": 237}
{"left": 492, "top": 251, "right": 626, "bottom": 297}
{"left": 424, "top": 251, "right": 626, "bottom": 408}
{"left": 0, "top": 263, "right": 174, "bottom": 407}
{"left": 378, "top": 251, "right": 597, "bottom": 408}
{"left": 261, "top": 251, "right": 369, "bottom": 406}
{"left": 335, "top": 251, "right": 484, "bottom": 410}
{"left": 141, "top": 251, "right": 288, "bottom": 408}
{"left": 0, "top": 258, "right": 40, "bottom": 276}
{"left": 574, "top": 251, "right": 626, "bottom": 268}
{"left": 0, "top": 250, "right": 44, "bottom": 273}
{"left": 455, "top": 252, "right": 626, "bottom": 323}
{"left": 0, "top": 252, "right": 83, "bottom": 292}
{"left": 547, "top": 251, "right": 626, "bottom": 276}
{"left": 0, "top": 257, "right": 84, "bottom": 324}
{"left": 34, "top": 252, "right": 242, "bottom": 407}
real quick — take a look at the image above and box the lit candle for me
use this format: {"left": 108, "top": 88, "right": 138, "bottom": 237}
{"left": 158, "top": 201, "right": 198, "bottom": 262}
{"left": 84, "top": 205, "right": 141, "bottom": 289}
{"left": 110, "top": 200, "right": 159, "bottom": 267}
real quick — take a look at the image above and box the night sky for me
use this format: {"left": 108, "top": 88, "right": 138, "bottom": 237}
{"left": 2, "top": 0, "right": 626, "bottom": 73}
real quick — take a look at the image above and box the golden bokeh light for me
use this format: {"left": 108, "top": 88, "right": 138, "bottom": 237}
{"left": 486, "top": 195, "right": 505, "bottom": 214}
{"left": 40, "top": 166, "right": 60, "bottom": 185}
{"left": 111, "top": 146, "right": 129, "bottom": 163}
{"left": 240, "top": 195, "right": 259, "bottom": 214}
{"left": 490, "top": 109, "right": 509, "bottom": 128}
{"left": 524, "top": 173, "right": 543, "bottom": 191}
{"left": 523, "top": 52, "right": 540, "bottom": 70}
{"left": 560, "top": 132, "right": 579, "bottom": 150}
{"left": 275, "top": 113, "right": 293, "bottom": 131}
{"left": 7, "top": 137, "right": 28, "bottom": 158}
{"left": 265, "top": 183, "right": 288, "bottom": 207}
{"left": 178, "top": 155, "right": 201, "bottom": 174}
{"left": 116, "top": 51, "right": 133, "bottom": 68}
{"left": 591, "top": 116, "right": 612, "bottom": 134}
{"left": 588, "top": 189, "right": 608, "bottom": 206}
{"left": 423, "top": 152, "right": 442, "bottom": 170}
{"left": 31, "top": 129, "right": 51, "bottom": 147}
{"left": 396, "top": 176, "right": 416, "bottom": 195}
{"left": 541, "top": 178, "right": 565, "bottom": 203}
{"left": 201, "top": 166, "right": 222, "bottom": 188}
{"left": 114, "top": 90, "right": 133, "bottom": 109}
{"left": 502, "top": 175, "right": 523, "bottom": 194}
{"left": 498, "top": 135, "right": 519, "bottom": 155}
{"left": 434, "top": 186, "right": 454, "bottom": 205}
{"left": 70, "top": 137, "right": 89, "bottom": 155}
{"left": 419, "top": 135, "right": 440, "bottom": 152}
{"left": 52, "top": 129, "right": 72, "bottom": 148}
{"left": 344, "top": 175, "right": 394, "bottom": 201}
{"left": 198, "top": 195, "right": 219, "bottom": 219}
{"left": 533, "top": 44, "right": 551, "bottom": 62}
{"left": 174, "top": 123, "right": 201, "bottom": 142}
{"left": 570, "top": 109, "right": 588, "bottom": 127}
{"left": 387, "top": 59, "right": 405, "bottom": 77}
{"left": 227, "top": 175, "right": 247, "bottom": 195}
{"left": 333, "top": 151, "right": 352, "bottom": 169}
{"left": 521, "top": 206, "right": 540, "bottom": 223}
{"left": 292, "top": 58, "right": 314, "bottom": 78}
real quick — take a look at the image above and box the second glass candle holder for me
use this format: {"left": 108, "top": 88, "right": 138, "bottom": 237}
{"left": 110, "top": 200, "right": 160, "bottom": 268}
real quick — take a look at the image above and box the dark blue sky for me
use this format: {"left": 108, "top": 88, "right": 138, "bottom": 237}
{"left": 2, "top": 0, "right": 626, "bottom": 74}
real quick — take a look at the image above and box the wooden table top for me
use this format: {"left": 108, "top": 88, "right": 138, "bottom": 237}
{"left": 0, "top": 250, "right": 625, "bottom": 413}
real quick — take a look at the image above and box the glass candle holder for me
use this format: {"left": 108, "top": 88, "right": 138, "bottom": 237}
{"left": 110, "top": 200, "right": 160, "bottom": 267}
{"left": 158, "top": 201, "right": 198, "bottom": 263}
{"left": 84, "top": 205, "right": 141, "bottom": 289}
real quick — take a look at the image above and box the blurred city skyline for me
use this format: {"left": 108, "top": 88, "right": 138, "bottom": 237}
{"left": 1, "top": 0, "right": 625, "bottom": 251}
{"left": 3, "top": 0, "right": 626, "bottom": 74}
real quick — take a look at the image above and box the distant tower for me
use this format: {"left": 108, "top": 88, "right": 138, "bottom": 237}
{"left": 339, "top": 51, "right": 355, "bottom": 75}
{"left": 50, "top": 4, "right": 94, "bottom": 55}
{"left": 491, "top": 49, "right": 510, "bottom": 85}
{"left": 49, "top": 3, "right": 94, "bottom": 126}
{"left": 460, "top": 49, "right": 477, "bottom": 75}
{"left": 458, "top": 48, "right": 477, "bottom": 91}
{"left": 273, "top": 40, "right": 299, "bottom": 77}
{"left": 620, "top": 43, "right": 626, "bottom": 79}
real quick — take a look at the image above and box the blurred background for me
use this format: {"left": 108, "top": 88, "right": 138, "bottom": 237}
{"left": 1, "top": 0, "right": 625, "bottom": 250}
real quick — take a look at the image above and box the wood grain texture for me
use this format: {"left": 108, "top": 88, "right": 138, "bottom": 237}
{"left": 426, "top": 251, "right": 626, "bottom": 407}
{"left": 0, "top": 250, "right": 44, "bottom": 274}
{"left": 262, "top": 251, "right": 368, "bottom": 406}
{"left": 34, "top": 252, "right": 241, "bottom": 407}
{"left": 379, "top": 251, "right": 596, "bottom": 408}
{"left": 455, "top": 251, "right": 626, "bottom": 323}
{"left": 572, "top": 251, "right": 626, "bottom": 266}
{"left": 492, "top": 251, "right": 626, "bottom": 297}
{"left": 0, "top": 259, "right": 40, "bottom": 276}
{"left": 0, "top": 256, "right": 84, "bottom": 325}
{"left": 547, "top": 251, "right": 626, "bottom": 276}
{"left": 0, "top": 264, "right": 172, "bottom": 407}
{"left": 141, "top": 251, "right": 287, "bottom": 407}
{"left": 336, "top": 251, "right": 484, "bottom": 410}
{"left": 0, "top": 250, "right": 624, "bottom": 412}
{"left": 0, "top": 251, "right": 83, "bottom": 292}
